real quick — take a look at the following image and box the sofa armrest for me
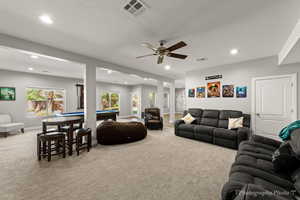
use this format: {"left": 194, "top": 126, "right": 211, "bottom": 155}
{"left": 250, "top": 134, "right": 281, "bottom": 148}
{"left": 174, "top": 120, "right": 184, "bottom": 128}
{"left": 237, "top": 127, "right": 250, "bottom": 146}
{"left": 234, "top": 184, "right": 294, "bottom": 200}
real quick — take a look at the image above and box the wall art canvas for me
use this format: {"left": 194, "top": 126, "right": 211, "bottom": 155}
{"left": 26, "top": 87, "right": 65, "bottom": 117}
{"left": 236, "top": 86, "right": 247, "bottom": 98}
{"left": 196, "top": 87, "right": 206, "bottom": 98}
{"left": 131, "top": 93, "right": 140, "bottom": 115}
{"left": 222, "top": 85, "right": 234, "bottom": 97}
{"left": 207, "top": 82, "right": 221, "bottom": 98}
{"left": 0, "top": 87, "right": 16, "bottom": 101}
{"left": 188, "top": 88, "right": 195, "bottom": 98}
{"left": 101, "top": 92, "right": 120, "bottom": 111}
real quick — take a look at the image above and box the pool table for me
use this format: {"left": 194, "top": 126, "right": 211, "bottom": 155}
{"left": 56, "top": 110, "right": 119, "bottom": 121}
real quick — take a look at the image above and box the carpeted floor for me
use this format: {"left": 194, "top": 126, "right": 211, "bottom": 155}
{"left": 0, "top": 127, "right": 236, "bottom": 200}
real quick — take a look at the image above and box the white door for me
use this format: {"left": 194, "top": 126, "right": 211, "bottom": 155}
{"left": 252, "top": 74, "right": 297, "bottom": 140}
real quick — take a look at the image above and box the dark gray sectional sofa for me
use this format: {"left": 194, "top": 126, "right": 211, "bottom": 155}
{"left": 174, "top": 108, "right": 251, "bottom": 149}
{"left": 222, "top": 130, "right": 300, "bottom": 200}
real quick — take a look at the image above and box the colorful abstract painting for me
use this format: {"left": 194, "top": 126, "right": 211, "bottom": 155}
{"left": 222, "top": 85, "right": 234, "bottom": 97}
{"left": 0, "top": 87, "right": 15, "bottom": 101}
{"left": 26, "top": 87, "right": 65, "bottom": 117}
{"left": 236, "top": 86, "right": 247, "bottom": 98}
{"left": 132, "top": 93, "right": 139, "bottom": 115}
{"left": 188, "top": 88, "right": 195, "bottom": 98}
{"left": 207, "top": 82, "right": 221, "bottom": 98}
{"left": 101, "top": 92, "right": 120, "bottom": 111}
{"left": 196, "top": 87, "right": 206, "bottom": 98}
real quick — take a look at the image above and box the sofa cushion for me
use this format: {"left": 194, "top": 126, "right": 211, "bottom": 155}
{"left": 230, "top": 165, "right": 294, "bottom": 190}
{"left": 0, "top": 123, "right": 24, "bottom": 132}
{"left": 240, "top": 141, "right": 278, "bottom": 153}
{"left": 200, "top": 109, "right": 219, "bottom": 127}
{"left": 214, "top": 128, "right": 237, "bottom": 140}
{"left": 202, "top": 109, "right": 219, "bottom": 118}
{"left": 200, "top": 118, "right": 219, "bottom": 127}
{"left": 194, "top": 125, "right": 215, "bottom": 136}
{"left": 289, "top": 129, "right": 300, "bottom": 157}
{"left": 0, "top": 114, "right": 12, "bottom": 124}
{"left": 220, "top": 110, "right": 243, "bottom": 120}
{"left": 218, "top": 110, "right": 243, "bottom": 129}
{"left": 243, "top": 114, "right": 251, "bottom": 128}
{"left": 235, "top": 154, "right": 291, "bottom": 180}
{"left": 177, "top": 124, "right": 196, "bottom": 132}
{"left": 187, "top": 108, "right": 203, "bottom": 118}
{"left": 272, "top": 142, "right": 300, "bottom": 174}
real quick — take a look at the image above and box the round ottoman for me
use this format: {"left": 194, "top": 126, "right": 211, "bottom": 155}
{"left": 97, "top": 121, "right": 147, "bottom": 145}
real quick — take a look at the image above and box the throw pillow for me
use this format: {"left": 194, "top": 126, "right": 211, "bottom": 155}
{"left": 272, "top": 142, "right": 300, "bottom": 174}
{"left": 228, "top": 117, "right": 243, "bottom": 129}
{"left": 182, "top": 113, "right": 195, "bottom": 124}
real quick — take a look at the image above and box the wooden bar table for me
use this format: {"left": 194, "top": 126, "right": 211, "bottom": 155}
{"left": 42, "top": 116, "right": 83, "bottom": 156}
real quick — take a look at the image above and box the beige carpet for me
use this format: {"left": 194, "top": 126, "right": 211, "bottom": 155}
{"left": 0, "top": 127, "right": 236, "bottom": 200}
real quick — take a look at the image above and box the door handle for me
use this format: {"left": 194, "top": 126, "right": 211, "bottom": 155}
{"left": 256, "top": 113, "right": 260, "bottom": 117}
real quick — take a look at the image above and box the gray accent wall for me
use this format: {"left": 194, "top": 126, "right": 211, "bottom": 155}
{"left": 0, "top": 70, "right": 131, "bottom": 127}
{"left": 185, "top": 56, "right": 300, "bottom": 118}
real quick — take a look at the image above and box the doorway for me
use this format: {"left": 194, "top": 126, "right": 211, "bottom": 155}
{"left": 252, "top": 74, "right": 297, "bottom": 140}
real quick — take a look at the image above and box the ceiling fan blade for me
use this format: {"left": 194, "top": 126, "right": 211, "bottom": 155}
{"left": 157, "top": 55, "right": 164, "bottom": 64}
{"left": 167, "top": 53, "right": 188, "bottom": 59}
{"left": 141, "top": 42, "right": 157, "bottom": 51}
{"left": 166, "top": 41, "right": 187, "bottom": 52}
{"left": 136, "top": 54, "right": 156, "bottom": 59}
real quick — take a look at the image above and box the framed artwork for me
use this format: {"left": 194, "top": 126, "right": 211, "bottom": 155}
{"left": 222, "top": 85, "right": 234, "bottom": 98}
{"left": 131, "top": 93, "right": 139, "bottom": 115}
{"left": 207, "top": 82, "right": 221, "bottom": 98}
{"left": 26, "top": 87, "right": 65, "bottom": 117}
{"left": 110, "top": 93, "right": 120, "bottom": 110}
{"left": 236, "top": 86, "right": 247, "bottom": 98}
{"left": 0, "top": 87, "right": 16, "bottom": 101}
{"left": 100, "top": 92, "right": 120, "bottom": 111}
{"left": 196, "top": 87, "right": 205, "bottom": 98}
{"left": 188, "top": 88, "right": 195, "bottom": 98}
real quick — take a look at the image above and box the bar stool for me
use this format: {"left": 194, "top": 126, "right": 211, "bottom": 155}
{"left": 75, "top": 128, "right": 92, "bottom": 156}
{"left": 37, "top": 132, "right": 66, "bottom": 162}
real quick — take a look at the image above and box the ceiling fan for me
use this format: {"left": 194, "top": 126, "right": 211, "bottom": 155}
{"left": 137, "top": 40, "right": 188, "bottom": 64}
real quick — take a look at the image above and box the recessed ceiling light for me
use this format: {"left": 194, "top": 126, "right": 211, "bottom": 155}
{"left": 107, "top": 70, "right": 112, "bottom": 74}
{"left": 39, "top": 15, "right": 53, "bottom": 25}
{"left": 230, "top": 48, "right": 239, "bottom": 55}
{"left": 28, "top": 67, "right": 34, "bottom": 71}
{"left": 124, "top": 81, "right": 128, "bottom": 84}
{"left": 144, "top": 78, "right": 148, "bottom": 81}
{"left": 30, "top": 55, "right": 39, "bottom": 59}
{"left": 164, "top": 65, "right": 171, "bottom": 70}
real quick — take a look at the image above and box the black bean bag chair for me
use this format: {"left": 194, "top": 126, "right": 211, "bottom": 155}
{"left": 97, "top": 121, "right": 147, "bottom": 145}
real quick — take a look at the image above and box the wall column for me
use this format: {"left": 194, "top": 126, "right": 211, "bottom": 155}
{"left": 169, "top": 81, "right": 176, "bottom": 123}
{"left": 156, "top": 81, "right": 164, "bottom": 117}
{"left": 84, "top": 64, "right": 97, "bottom": 144}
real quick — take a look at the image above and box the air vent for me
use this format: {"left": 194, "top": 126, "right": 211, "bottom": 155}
{"left": 124, "top": 0, "right": 147, "bottom": 16}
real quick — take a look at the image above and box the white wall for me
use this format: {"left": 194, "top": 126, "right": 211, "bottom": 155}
{"left": 185, "top": 56, "right": 300, "bottom": 118}
{"left": 0, "top": 70, "right": 131, "bottom": 127}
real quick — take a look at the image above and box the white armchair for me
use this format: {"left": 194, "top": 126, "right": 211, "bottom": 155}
{"left": 0, "top": 114, "right": 24, "bottom": 137}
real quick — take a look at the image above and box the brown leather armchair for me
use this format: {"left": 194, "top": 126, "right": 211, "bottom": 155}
{"left": 144, "top": 108, "right": 163, "bottom": 130}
